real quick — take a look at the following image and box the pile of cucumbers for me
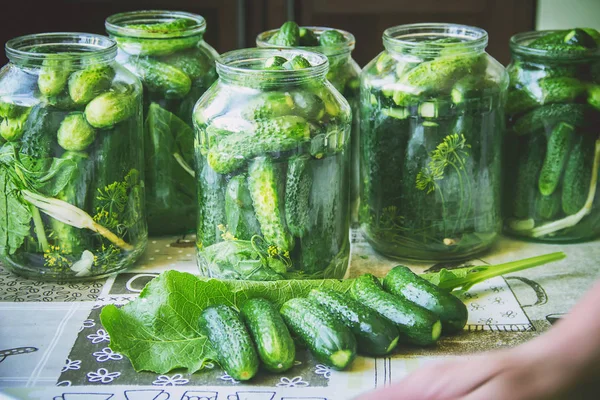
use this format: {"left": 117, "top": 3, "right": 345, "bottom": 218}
{"left": 200, "top": 266, "right": 467, "bottom": 380}
{"left": 505, "top": 28, "right": 600, "bottom": 240}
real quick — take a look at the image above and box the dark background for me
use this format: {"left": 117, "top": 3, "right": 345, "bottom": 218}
{"left": 0, "top": 0, "right": 536, "bottom": 66}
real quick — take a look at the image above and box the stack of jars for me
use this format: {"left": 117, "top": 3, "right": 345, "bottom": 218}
{"left": 0, "top": 12, "right": 598, "bottom": 281}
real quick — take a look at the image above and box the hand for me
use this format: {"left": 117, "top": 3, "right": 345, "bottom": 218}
{"left": 355, "top": 345, "right": 596, "bottom": 400}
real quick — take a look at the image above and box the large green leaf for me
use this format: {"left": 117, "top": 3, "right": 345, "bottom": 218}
{"left": 100, "top": 270, "right": 353, "bottom": 373}
{"left": 0, "top": 168, "right": 31, "bottom": 255}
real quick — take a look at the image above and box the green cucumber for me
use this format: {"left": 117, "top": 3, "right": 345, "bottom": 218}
{"left": 248, "top": 157, "right": 294, "bottom": 252}
{"left": 564, "top": 28, "right": 598, "bottom": 49}
{"left": 308, "top": 289, "right": 399, "bottom": 356}
{"left": 538, "top": 122, "right": 575, "bottom": 196}
{"left": 383, "top": 266, "right": 468, "bottom": 334}
{"left": 351, "top": 274, "right": 442, "bottom": 346}
{"left": 562, "top": 135, "right": 594, "bottom": 215}
{"left": 538, "top": 77, "right": 587, "bottom": 105}
{"left": 240, "top": 298, "right": 295, "bottom": 373}
{"left": 284, "top": 155, "right": 312, "bottom": 238}
{"left": 127, "top": 57, "right": 191, "bottom": 99}
{"left": 225, "top": 175, "right": 262, "bottom": 240}
{"left": 280, "top": 297, "right": 356, "bottom": 370}
{"left": 198, "top": 305, "right": 259, "bottom": 381}
{"left": 512, "top": 104, "right": 587, "bottom": 136}
{"left": 68, "top": 66, "right": 115, "bottom": 105}
{"left": 512, "top": 134, "right": 546, "bottom": 219}
{"left": 535, "top": 191, "right": 562, "bottom": 220}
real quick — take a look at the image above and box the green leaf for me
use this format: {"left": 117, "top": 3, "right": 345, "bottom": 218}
{"left": 100, "top": 270, "right": 352, "bottom": 373}
{"left": 145, "top": 103, "right": 195, "bottom": 207}
{"left": 0, "top": 167, "right": 32, "bottom": 255}
{"left": 421, "top": 252, "right": 566, "bottom": 291}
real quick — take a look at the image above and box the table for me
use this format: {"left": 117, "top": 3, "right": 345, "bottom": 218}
{"left": 1, "top": 231, "right": 598, "bottom": 400}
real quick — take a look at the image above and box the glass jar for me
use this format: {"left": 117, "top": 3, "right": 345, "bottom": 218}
{"left": 106, "top": 10, "right": 219, "bottom": 236}
{"left": 359, "top": 23, "right": 508, "bottom": 261}
{"left": 504, "top": 30, "right": 600, "bottom": 242}
{"left": 0, "top": 33, "right": 146, "bottom": 280}
{"left": 256, "top": 27, "right": 361, "bottom": 221}
{"left": 193, "top": 48, "right": 352, "bottom": 280}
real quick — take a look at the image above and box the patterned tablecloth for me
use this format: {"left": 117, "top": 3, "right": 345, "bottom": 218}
{"left": 1, "top": 230, "right": 599, "bottom": 400}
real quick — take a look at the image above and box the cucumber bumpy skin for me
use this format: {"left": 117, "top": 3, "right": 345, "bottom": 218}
{"left": 562, "top": 135, "right": 594, "bottom": 215}
{"left": 383, "top": 266, "right": 468, "bottom": 334}
{"left": 538, "top": 122, "right": 575, "bottom": 196}
{"left": 284, "top": 155, "right": 312, "bottom": 238}
{"left": 225, "top": 174, "right": 262, "bottom": 240}
{"left": 512, "top": 103, "right": 587, "bottom": 136}
{"left": 308, "top": 288, "right": 400, "bottom": 356}
{"left": 240, "top": 298, "right": 296, "bottom": 373}
{"left": 199, "top": 305, "right": 259, "bottom": 381}
{"left": 280, "top": 297, "right": 357, "bottom": 370}
{"left": 513, "top": 134, "right": 546, "bottom": 219}
{"left": 247, "top": 157, "right": 294, "bottom": 252}
{"left": 68, "top": 66, "right": 115, "bottom": 105}
{"left": 127, "top": 57, "right": 192, "bottom": 99}
{"left": 351, "top": 274, "right": 442, "bottom": 346}
{"left": 84, "top": 89, "right": 138, "bottom": 129}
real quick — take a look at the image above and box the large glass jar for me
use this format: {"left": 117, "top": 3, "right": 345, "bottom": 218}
{"left": 0, "top": 33, "right": 146, "bottom": 280}
{"left": 504, "top": 30, "right": 600, "bottom": 242}
{"left": 193, "top": 49, "right": 352, "bottom": 280}
{"left": 256, "top": 26, "right": 361, "bottom": 221}
{"left": 106, "top": 10, "right": 218, "bottom": 236}
{"left": 360, "top": 23, "right": 508, "bottom": 261}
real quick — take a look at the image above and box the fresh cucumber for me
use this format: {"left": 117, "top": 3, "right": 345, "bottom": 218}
{"left": 247, "top": 157, "right": 294, "bottom": 252}
{"left": 537, "top": 77, "right": 586, "bottom": 105}
{"left": 513, "top": 134, "right": 546, "bottom": 218}
{"left": 512, "top": 103, "right": 587, "bottom": 136}
{"left": 284, "top": 155, "right": 312, "bottom": 238}
{"left": 351, "top": 274, "right": 442, "bottom": 346}
{"left": 240, "top": 298, "right": 295, "bottom": 373}
{"left": 198, "top": 305, "right": 259, "bottom": 381}
{"left": 280, "top": 297, "right": 356, "bottom": 370}
{"left": 562, "top": 135, "right": 594, "bottom": 215}
{"left": 535, "top": 192, "right": 561, "bottom": 220}
{"left": 538, "top": 122, "right": 575, "bottom": 196}
{"left": 127, "top": 57, "right": 191, "bottom": 99}
{"left": 225, "top": 175, "right": 262, "bottom": 240}
{"left": 308, "top": 289, "right": 399, "bottom": 356}
{"left": 383, "top": 266, "right": 468, "bottom": 334}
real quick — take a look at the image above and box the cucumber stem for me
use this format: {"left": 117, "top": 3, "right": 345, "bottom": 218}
{"left": 173, "top": 153, "right": 195, "bottom": 178}
{"left": 435, "top": 251, "right": 566, "bottom": 291}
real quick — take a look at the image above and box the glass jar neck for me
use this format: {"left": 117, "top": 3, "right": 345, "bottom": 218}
{"left": 5, "top": 33, "right": 117, "bottom": 68}
{"left": 256, "top": 27, "right": 355, "bottom": 59}
{"left": 383, "top": 23, "right": 488, "bottom": 59}
{"left": 510, "top": 30, "right": 600, "bottom": 63}
{"left": 217, "top": 48, "right": 329, "bottom": 89}
{"left": 105, "top": 10, "right": 206, "bottom": 40}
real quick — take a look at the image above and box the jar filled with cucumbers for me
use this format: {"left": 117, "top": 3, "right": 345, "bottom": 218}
{"left": 256, "top": 23, "right": 361, "bottom": 221}
{"left": 0, "top": 33, "right": 146, "bottom": 280}
{"left": 359, "top": 23, "right": 508, "bottom": 261}
{"left": 106, "top": 10, "right": 218, "bottom": 236}
{"left": 193, "top": 49, "right": 352, "bottom": 280}
{"left": 504, "top": 29, "right": 600, "bottom": 242}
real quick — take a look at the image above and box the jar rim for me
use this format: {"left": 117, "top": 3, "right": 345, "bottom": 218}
{"left": 256, "top": 26, "right": 356, "bottom": 56}
{"left": 5, "top": 32, "right": 117, "bottom": 64}
{"left": 383, "top": 23, "right": 488, "bottom": 55}
{"left": 217, "top": 48, "right": 329, "bottom": 85}
{"left": 105, "top": 10, "right": 206, "bottom": 39}
{"left": 510, "top": 30, "right": 600, "bottom": 61}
